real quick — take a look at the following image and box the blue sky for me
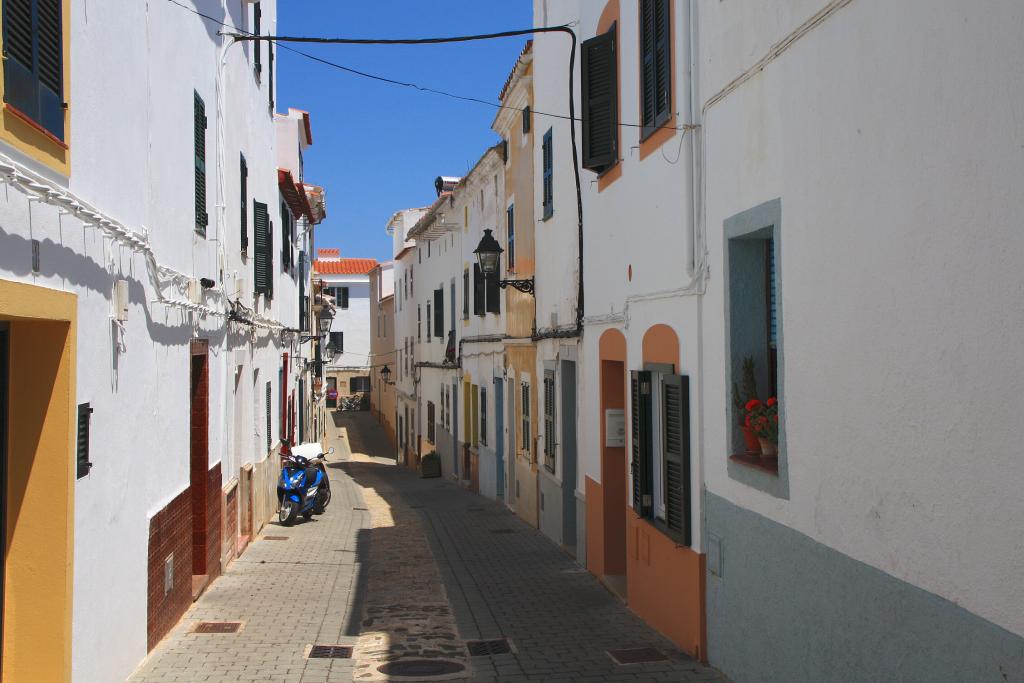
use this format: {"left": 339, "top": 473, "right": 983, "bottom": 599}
{"left": 277, "top": 1, "right": 533, "bottom": 263}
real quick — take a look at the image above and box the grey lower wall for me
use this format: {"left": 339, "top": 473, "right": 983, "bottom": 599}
{"left": 538, "top": 469, "right": 563, "bottom": 546}
{"left": 706, "top": 493, "right": 1024, "bottom": 683}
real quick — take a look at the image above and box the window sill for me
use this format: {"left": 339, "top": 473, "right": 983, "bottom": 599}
{"left": 634, "top": 512, "right": 687, "bottom": 548}
{"left": 729, "top": 452, "right": 779, "bottom": 475}
{"left": 5, "top": 103, "right": 68, "bottom": 150}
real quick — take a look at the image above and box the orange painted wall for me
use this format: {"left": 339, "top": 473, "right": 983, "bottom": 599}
{"left": 626, "top": 512, "right": 706, "bottom": 660}
{"left": 585, "top": 476, "right": 605, "bottom": 576}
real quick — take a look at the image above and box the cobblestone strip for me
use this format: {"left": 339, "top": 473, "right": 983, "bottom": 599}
{"left": 346, "top": 463, "right": 470, "bottom": 681}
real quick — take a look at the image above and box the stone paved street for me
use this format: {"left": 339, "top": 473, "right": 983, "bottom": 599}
{"left": 129, "top": 412, "right": 727, "bottom": 683}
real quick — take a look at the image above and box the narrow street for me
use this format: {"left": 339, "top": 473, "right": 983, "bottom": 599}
{"left": 129, "top": 412, "right": 725, "bottom": 683}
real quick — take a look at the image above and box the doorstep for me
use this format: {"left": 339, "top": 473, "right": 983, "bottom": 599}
{"left": 191, "top": 574, "right": 209, "bottom": 601}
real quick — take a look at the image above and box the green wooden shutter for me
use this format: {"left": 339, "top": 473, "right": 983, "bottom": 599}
{"left": 462, "top": 269, "right": 469, "bottom": 319}
{"left": 298, "top": 250, "right": 306, "bottom": 330}
{"left": 473, "top": 264, "right": 485, "bottom": 316}
{"left": 280, "top": 202, "right": 289, "bottom": 274}
{"left": 3, "top": 0, "right": 63, "bottom": 140}
{"left": 485, "top": 272, "right": 500, "bottom": 314}
{"left": 433, "top": 288, "right": 444, "bottom": 337}
{"left": 76, "top": 402, "right": 93, "bottom": 479}
{"left": 240, "top": 154, "right": 248, "bottom": 252}
{"left": 267, "top": 218, "right": 274, "bottom": 299}
{"left": 522, "top": 106, "right": 531, "bottom": 134}
{"left": 253, "top": 200, "right": 269, "bottom": 295}
{"left": 630, "top": 370, "right": 653, "bottom": 516}
{"left": 541, "top": 132, "right": 553, "bottom": 218}
{"left": 543, "top": 371, "right": 556, "bottom": 472}
{"left": 663, "top": 374, "right": 691, "bottom": 545}
{"left": 641, "top": 0, "right": 671, "bottom": 137}
{"left": 194, "top": 92, "right": 208, "bottom": 235}
{"left": 253, "top": 2, "right": 262, "bottom": 75}
{"left": 581, "top": 25, "right": 617, "bottom": 173}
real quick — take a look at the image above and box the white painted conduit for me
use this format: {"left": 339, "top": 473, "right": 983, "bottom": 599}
{"left": 0, "top": 151, "right": 289, "bottom": 332}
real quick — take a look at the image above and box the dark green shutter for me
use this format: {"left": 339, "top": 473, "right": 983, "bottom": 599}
{"left": 240, "top": 154, "right": 248, "bottom": 252}
{"left": 485, "top": 272, "right": 500, "bottom": 314}
{"left": 267, "top": 219, "right": 274, "bottom": 299}
{"left": 641, "top": 0, "right": 671, "bottom": 137}
{"left": 194, "top": 92, "right": 208, "bottom": 235}
{"left": 253, "top": 2, "right": 262, "bottom": 75}
{"left": 280, "top": 202, "right": 289, "bottom": 274}
{"left": 542, "top": 132, "right": 553, "bottom": 218}
{"left": 663, "top": 374, "right": 691, "bottom": 545}
{"left": 253, "top": 200, "right": 269, "bottom": 295}
{"left": 434, "top": 288, "right": 444, "bottom": 337}
{"left": 581, "top": 25, "right": 617, "bottom": 173}
{"left": 462, "top": 269, "right": 469, "bottom": 319}
{"left": 3, "top": 0, "right": 63, "bottom": 140}
{"left": 76, "top": 402, "right": 93, "bottom": 479}
{"left": 298, "top": 251, "right": 306, "bottom": 330}
{"left": 473, "top": 264, "right": 485, "bottom": 316}
{"left": 630, "top": 370, "right": 652, "bottom": 516}
{"left": 522, "top": 106, "right": 531, "bottom": 134}
{"left": 543, "top": 371, "right": 555, "bottom": 471}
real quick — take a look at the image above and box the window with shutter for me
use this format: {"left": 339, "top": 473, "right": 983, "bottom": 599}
{"left": 506, "top": 205, "right": 516, "bottom": 270}
{"left": 640, "top": 0, "right": 671, "bottom": 139}
{"left": 433, "top": 288, "right": 444, "bottom": 337}
{"left": 521, "top": 382, "right": 531, "bottom": 455}
{"left": 330, "top": 332, "right": 343, "bottom": 353}
{"left": 543, "top": 371, "right": 556, "bottom": 473}
{"left": 253, "top": 200, "right": 270, "bottom": 295}
{"left": 253, "top": 2, "right": 262, "bottom": 76}
{"left": 280, "top": 202, "right": 289, "bottom": 274}
{"left": 265, "top": 381, "right": 272, "bottom": 453}
{"left": 471, "top": 384, "right": 479, "bottom": 447}
{"left": 298, "top": 251, "right": 306, "bottom": 331}
{"left": 485, "top": 271, "right": 500, "bottom": 314}
{"left": 76, "top": 402, "right": 93, "bottom": 479}
{"left": 581, "top": 26, "right": 617, "bottom": 173}
{"left": 240, "top": 154, "right": 248, "bottom": 252}
{"left": 417, "top": 305, "right": 421, "bottom": 340}
{"left": 194, "top": 92, "right": 208, "bottom": 235}
{"left": 3, "top": 0, "right": 64, "bottom": 140}
{"left": 473, "top": 264, "right": 485, "bottom": 316}
{"left": 541, "top": 131, "right": 554, "bottom": 217}
{"left": 480, "top": 386, "right": 487, "bottom": 445}
{"left": 630, "top": 370, "right": 653, "bottom": 516}
{"left": 341, "top": 287, "right": 349, "bottom": 309}
{"left": 662, "top": 374, "right": 691, "bottom": 545}
{"left": 522, "top": 106, "right": 531, "bottom": 134}
{"left": 462, "top": 269, "right": 469, "bottom": 319}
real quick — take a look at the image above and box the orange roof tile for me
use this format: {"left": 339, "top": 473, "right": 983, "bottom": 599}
{"left": 313, "top": 258, "right": 378, "bottom": 275}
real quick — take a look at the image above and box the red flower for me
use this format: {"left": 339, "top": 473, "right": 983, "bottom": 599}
{"left": 744, "top": 414, "right": 752, "bottom": 427}
{"left": 766, "top": 397, "right": 778, "bottom": 407}
{"left": 745, "top": 399, "right": 762, "bottom": 411}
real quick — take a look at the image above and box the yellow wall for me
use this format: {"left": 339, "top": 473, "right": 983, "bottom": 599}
{"left": 0, "top": 0, "right": 72, "bottom": 175}
{"left": 0, "top": 279, "right": 77, "bottom": 683}
{"left": 502, "top": 61, "right": 536, "bottom": 339}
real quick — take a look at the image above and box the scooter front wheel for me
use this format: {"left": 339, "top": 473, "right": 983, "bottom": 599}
{"left": 279, "top": 498, "right": 300, "bottom": 526}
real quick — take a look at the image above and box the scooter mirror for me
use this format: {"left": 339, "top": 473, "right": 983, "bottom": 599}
{"left": 327, "top": 447, "right": 335, "bottom": 455}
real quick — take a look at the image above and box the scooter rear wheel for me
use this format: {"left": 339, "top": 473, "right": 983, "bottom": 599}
{"left": 314, "top": 487, "right": 331, "bottom": 514}
{"left": 279, "top": 499, "right": 299, "bottom": 526}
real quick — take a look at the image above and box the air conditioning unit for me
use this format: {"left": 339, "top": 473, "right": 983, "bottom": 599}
{"left": 187, "top": 278, "right": 202, "bottom": 304}
{"left": 113, "top": 279, "right": 129, "bottom": 322}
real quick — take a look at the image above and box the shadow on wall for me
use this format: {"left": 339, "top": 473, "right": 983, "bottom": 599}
{"left": 0, "top": 228, "right": 225, "bottom": 348}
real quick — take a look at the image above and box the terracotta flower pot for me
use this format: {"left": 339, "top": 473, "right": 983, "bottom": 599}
{"left": 740, "top": 425, "right": 760, "bottom": 453}
{"left": 758, "top": 437, "right": 778, "bottom": 458}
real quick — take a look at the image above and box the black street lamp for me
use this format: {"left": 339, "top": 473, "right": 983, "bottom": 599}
{"left": 300, "top": 307, "right": 334, "bottom": 343}
{"left": 380, "top": 364, "right": 393, "bottom": 385}
{"left": 473, "top": 229, "right": 535, "bottom": 295}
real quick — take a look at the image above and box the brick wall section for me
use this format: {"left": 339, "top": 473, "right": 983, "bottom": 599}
{"left": 147, "top": 489, "right": 191, "bottom": 651}
{"left": 190, "top": 347, "right": 209, "bottom": 575}
{"left": 206, "top": 462, "right": 222, "bottom": 581}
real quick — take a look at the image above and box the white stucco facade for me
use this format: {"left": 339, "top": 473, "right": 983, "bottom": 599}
{"left": 0, "top": 2, "right": 328, "bottom": 680}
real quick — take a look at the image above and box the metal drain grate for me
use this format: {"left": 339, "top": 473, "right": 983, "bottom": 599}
{"left": 262, "top": 535, "right": 290, "bottom": 541}
{"left": 352, "top": 507, "right": 368, "bottom": 511}
{"left": 193, "top": 622, "right": 242, "bottom": 634}
{"left": 490, "top": 528, "right": 516, "bottom": 534}
{"left": 466, "top": 638, "right": 512, "bottom": 656}
{"left": 607, "top": 647, "right": 668, "bottom": 665}
{"left": 308, "top": 645, "right": 353, "bottom": 659}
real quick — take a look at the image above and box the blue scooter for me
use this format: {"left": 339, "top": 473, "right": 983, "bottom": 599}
{"left": 277, "top": 441, "right": 334, "bottom": 526}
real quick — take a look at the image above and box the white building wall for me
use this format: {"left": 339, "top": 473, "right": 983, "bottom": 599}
{"left": 322, "top": 274, "right": 372, "bottom": 369}
{"left": 0, "top": 2, "right": 307, "bottom": 680}
{"left": 698, "top": 0, "right": 1024, "bottom": 638}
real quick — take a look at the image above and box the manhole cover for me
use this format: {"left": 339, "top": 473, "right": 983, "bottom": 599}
{"left": 608, "top": 647, "right": 668, "bottom": 664}
{"left": 466, "top": 638, "right": 512, "bottom": 656}
{"left": 490, "top": 528, "right": 516, "bottom": 534}
{"left": 193, "top": 621, "right": 242, "bottom": 634}
{"left": 262, "top": 535, "right": 290, "bottom": 541}
{"left": 376, "top": 659, "right": 465, "bottom": 676}
{"left": 308, "top": 645, "right": 353, "bottom": 659}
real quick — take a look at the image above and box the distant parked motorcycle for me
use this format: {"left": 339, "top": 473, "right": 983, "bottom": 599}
{"left": 277, "top": 441, "right": 335, "bottom": 526}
